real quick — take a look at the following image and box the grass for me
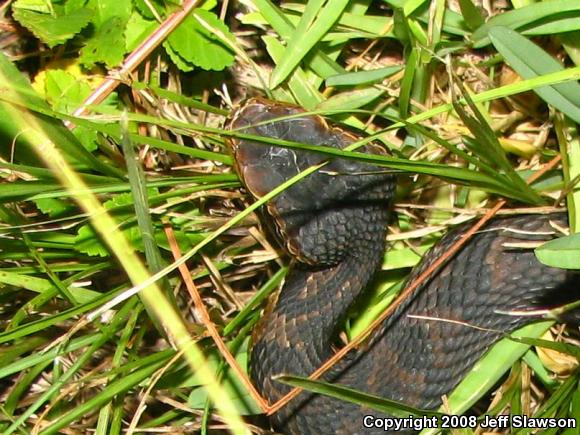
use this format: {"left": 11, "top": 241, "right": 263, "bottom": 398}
{"left": 0, "top": 0, "right": 579, "bottom": 434}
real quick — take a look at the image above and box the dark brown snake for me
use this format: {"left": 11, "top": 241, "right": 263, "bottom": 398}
{"left": 226, "top": 98, "right": 578, "bottom": 434}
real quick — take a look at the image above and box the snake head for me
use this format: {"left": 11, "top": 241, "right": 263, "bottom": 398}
{"left": 226, "top": 98, "right": 394, "bottom": 266}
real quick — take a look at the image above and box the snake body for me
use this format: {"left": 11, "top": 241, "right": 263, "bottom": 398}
{"left": 226, "top": 99, "right": 578, "bottom": 434}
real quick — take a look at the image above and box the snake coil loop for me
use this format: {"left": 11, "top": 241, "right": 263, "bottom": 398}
{"left": 227, "top": 98, "right": 578, "bottom": 435}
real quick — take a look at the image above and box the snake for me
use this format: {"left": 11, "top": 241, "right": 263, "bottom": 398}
{"left": 226, "top": 98, "right": 578, "bottom": 434}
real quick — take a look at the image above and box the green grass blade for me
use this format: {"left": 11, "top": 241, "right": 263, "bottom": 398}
{"left": 120, "top": 117, "right": 177, "bottom": 333}
{"left": 228, "top": 130, "right": 537, "bottom": 201}
{"left": 263, "top": 36, "right": 324, "bottom": 108}
{"left": 535, "top": 232, "right": 580, "bottom": 269}
{"left": 325, "top": 66, "right": 403, "bottom": 87}
{"left": 0, "top": 334, "right": 101, "bottom": 379}
{"left": 2, "top": 300, "right": 136, "bottom": 434}
{"left": 489, "top": 27, "right": 580, "bottom": 124}
{"left": 270, "top": 0, "right": 349, "bottom": 88}
{"left": 398, "top": 46, "right": 418, "bottom": 118}
{"left": 555, "top": 116, "right": 580, "bottom": 232}
{"left": 316, "top": 88, "right": 385, "bottom": 110}
{"left": 472, "top": 0, "right": 580, "bottom": 47}
{"left": 457, "top": 0, "right": 485, "bottom": 31}
{"left": 40, "top": 347, "right": 170, "bottom": 435}
{"left": 386, "top": 0, "right": 469, "bottom": 36}
{"left": 278, "top": 375, "right": 443, "bottom": 419}
{"left": 249, "top": 0, "right": 346, "bottom": 81}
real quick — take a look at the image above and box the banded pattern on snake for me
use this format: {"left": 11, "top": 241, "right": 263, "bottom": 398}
{"left": 226, "top": 98, "right": 578, "bottom": 434}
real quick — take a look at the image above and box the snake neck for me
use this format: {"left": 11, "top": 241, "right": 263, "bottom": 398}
{"left": 250, "top": 233, "right": 386, "bottom": 404}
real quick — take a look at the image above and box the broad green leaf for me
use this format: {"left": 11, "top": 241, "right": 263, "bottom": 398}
{"left": 165, "top": 10, "right": 234, "bottom": 71}
{"left": 0, "top": 53, "right": 122, "bottom": 177}
{"left": 11, "top": 7, "right": 93, "bottom": 48}
{"left": 133, "top": 0, "right": 164, "bottom": 19}
{"left": 489, "top": 26, "right": 580, "bottom": 124}
{"left": 75, "top": 190, "right": 164, "bottom": 257}
{"left": 12, "top": 0, "right": 52, "bottom": 13}
{"left": 164, "top": 42, "right": 195, "bottom": 72}
{"left": 74, "top": 125, "right": 99, "bottom": 152}
{"left": 125, "top": 12, "right": 158, "bottom": 51}
{"left": 80, "top": 16, "right": 128, "bottom": 68}
{"left": 85, "top": 0, "right": 131, "bottom": 25}
{"left": 43, "top": 69, "right": 92, "bottom": 113}
{"left": 34, "top": 197, "right": 70, "bottom": 217}
{"left": 75, "top": 224, "right": 111, "bottom": 257}
{"left": 32, "top": 65, "right": 116, "bottom": 153}
{"left": 535, "top": 232, "right": 580, "bottom": 269}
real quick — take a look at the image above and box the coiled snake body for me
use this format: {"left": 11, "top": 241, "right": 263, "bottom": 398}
{"left": 226, "top": 99, "right": 578, "bottom": 434}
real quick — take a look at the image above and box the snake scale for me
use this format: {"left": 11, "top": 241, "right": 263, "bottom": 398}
{"left": 226, "top": 98, "right": 578, "bottom": 434}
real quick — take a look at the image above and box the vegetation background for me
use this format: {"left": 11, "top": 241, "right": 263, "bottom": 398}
{"left": 0, "top": 0, "right": 579, "bottom": 433}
